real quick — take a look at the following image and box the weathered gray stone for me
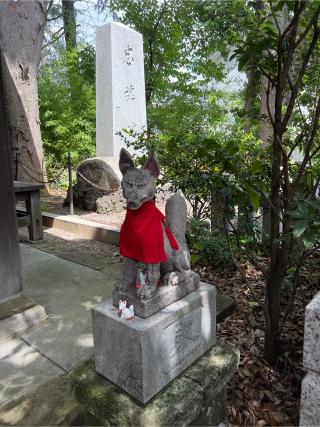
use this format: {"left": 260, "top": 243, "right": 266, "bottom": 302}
{"left": 92, "top": 284, "right": 216, "bottom": 403}
{"left": 216, "top": 293, "right": 236, "bottom": 322}
{"left": 72, "top": 342, "right": 239, "bottom": 427}
{"left": 0, "top": 295, "right": 35, "bottom": 321}
{"left": 96, "top": 22, "right": 147, "bottom": 158}
{"left": 67, "top": 158, "right": 120, "bottom": 211}
{"left": 113, "top": 274, "right": 200, "bottom": 318}
{"left": 300, "top": 371, "right": 320, "bottom": 426}
{"left": 95, "top": 190, "right": 125, "bottom": 214}
{"left": 303, "top": 291, "right": 320, "bottom": 372}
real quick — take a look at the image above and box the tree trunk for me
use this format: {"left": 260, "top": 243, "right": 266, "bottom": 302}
{"left": 62, "top": 0, "right": 77, "bottom": 50}
{"left": 0, "top": 0, "right": 47, "bottom": 183}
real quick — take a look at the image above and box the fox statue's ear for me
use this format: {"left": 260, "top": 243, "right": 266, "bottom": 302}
{"left": 119, "top": 148, "right": 134, "bottom": 175}
{"left": 144, "top": 153, "right": 160, "bottom": 178}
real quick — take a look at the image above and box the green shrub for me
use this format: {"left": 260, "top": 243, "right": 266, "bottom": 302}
{"left": 186, "top": 218, "right": 235, "bottom": 269}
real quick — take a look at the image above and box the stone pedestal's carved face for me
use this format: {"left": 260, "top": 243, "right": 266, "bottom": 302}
{"left": 119, "top": 148, "right": 160, "bottom": 210}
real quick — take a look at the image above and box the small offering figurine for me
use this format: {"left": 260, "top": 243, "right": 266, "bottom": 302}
{"left": 115, "top": 148, "right": 200, "bottom": 301}
{"left": 121, "top": 305, "right": 134, "bottom": 320}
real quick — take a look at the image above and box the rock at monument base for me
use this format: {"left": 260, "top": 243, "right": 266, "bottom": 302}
{"left": 71, "top": 342, "right": 239, "bottom": 427}
{"left": 113, "top": 273, "right": 200, "bottom": 319}
{"left": 95, "top": 190, "right": 125, "bottom": 214}
{"left": 66, "top": 157, "right": 121, "bottom": 211}
{"left": 93, "top": 284, "right": 216, "bottom": 404}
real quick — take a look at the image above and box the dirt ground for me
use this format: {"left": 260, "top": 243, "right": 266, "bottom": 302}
{"left": 40, "top": 188, "right": 320, "bottom": 426}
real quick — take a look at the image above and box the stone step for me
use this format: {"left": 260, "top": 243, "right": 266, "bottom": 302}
{"left": 42, "top": 211, "right": 120, "bottom": 245}
{"left": 0, "top": 296, "right": 47, "bottom": 343}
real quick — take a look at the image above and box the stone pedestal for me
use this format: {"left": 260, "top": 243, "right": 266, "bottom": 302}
{"left": 92, "top": 284, "right": 216, "bottom": 403}
{"left": 112, "top": 273, "right": 200, "bottom": 319}
{"left": 72, "top": 342, "right": 239, "bottom": 427}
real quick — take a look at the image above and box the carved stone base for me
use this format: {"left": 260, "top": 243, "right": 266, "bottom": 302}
{"left": 92, "top": 283, "right": 216, "bottom": 404}
{"left": 112, "top": 271, "right": 200, "bottom": 318}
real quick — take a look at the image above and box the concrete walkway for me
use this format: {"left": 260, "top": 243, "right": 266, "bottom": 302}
{"left": 0, "top": 243, "right": 119, "bottom": 409}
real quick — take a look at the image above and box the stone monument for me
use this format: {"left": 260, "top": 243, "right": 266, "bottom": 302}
{"left": 96, "top": 21, "right": 147, "bottom": 175}
{"left": 92, "top": 149, "right": 216, "bottom": 403}
{"left": 69, "top": 22, "right": 147, "bottom": 211}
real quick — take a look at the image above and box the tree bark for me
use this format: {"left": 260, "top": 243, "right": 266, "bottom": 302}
{"left": 0, "top": 0, "right": 47, "bottom": 183}
{"left": 62, "top": 0, "right": 77, "bottom": 50}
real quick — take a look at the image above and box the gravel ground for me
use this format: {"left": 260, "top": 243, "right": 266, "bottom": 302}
{"left": 19, "top": 226, "right": 120, "bottom": 258}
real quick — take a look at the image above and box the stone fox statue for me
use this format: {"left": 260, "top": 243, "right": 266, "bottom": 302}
{"left": 117, "top": 148, "right": 199, "bottom": 300}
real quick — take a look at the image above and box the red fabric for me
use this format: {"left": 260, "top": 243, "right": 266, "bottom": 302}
{"left": 119, "top": 200, "right": 179, "bottom": 263}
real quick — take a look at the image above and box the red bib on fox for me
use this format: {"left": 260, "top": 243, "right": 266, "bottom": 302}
{"left": 119, "top": 201, "right": 179, "bottom": 263}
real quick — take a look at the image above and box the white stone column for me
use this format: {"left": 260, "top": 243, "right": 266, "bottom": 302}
{"left": 300, "top": 292, "right": 320, "bottom": 426}
{"left": 96, "top": 22, "right": 147, "bottom": 159}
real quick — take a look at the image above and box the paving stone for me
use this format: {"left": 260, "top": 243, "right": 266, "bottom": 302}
{"left": 20, "top": 244, "right": 116, "bottom": 372}
{"left": 0, "top": 339, "right": 63, "bottom": 407}
{"left": 0, "top": 374, "right": 80, "bottom": 426}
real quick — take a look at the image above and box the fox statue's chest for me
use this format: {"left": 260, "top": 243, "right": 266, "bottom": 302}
{"left": 119, "top": 201, "right": 178, "bottom": 264}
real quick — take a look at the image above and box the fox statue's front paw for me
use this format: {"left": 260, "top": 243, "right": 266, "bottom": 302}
{"left": 136, "top": 284, "right": 157, "bottom": 300}
{"left": 116, "top": 279, "right": 131, "bottom": 293}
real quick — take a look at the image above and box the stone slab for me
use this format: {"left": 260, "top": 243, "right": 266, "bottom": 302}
{"left": 0, "top": 373, "right": 80, "bottom": 426}
{"left": 0, "top": 339, "right": 63, "bottom": 407}
{"left": 72, "top": 342, "right": 239, "bottom": 427}
{"left": 92, "top": 283, "right": 216, "bottom": 403}
{"left": 41, "top": 211, "right": 120, "bottom": 245}
{"left": 0, "top": 304, "right": 47, "bottom": 344}
{"left": 112, "top": 275, "right": 200, "bottom": 318}
{"left": 20, "top": 244, "right": 116, "bottom": 372}
{"left": 300, "top": 371, "right": 320, "bottom": 426}
{"left": 303, "top": 291, "right": 320, "bottom": 372}
{"left": 216, "top": 293, "right": 236, "bottom": 322}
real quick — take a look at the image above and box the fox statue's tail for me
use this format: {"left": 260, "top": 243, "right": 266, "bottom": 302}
{"left": 165, "top": 194, "right": 191, "bottom": 272}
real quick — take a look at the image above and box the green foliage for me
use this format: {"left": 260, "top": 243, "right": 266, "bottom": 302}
{"left": 121, "top": 91, "right": 264, "bottom": 221}
{"left": 104, "top": 0, "right": 226, "bottom": 107}
{"left": 186, "top": 218, "right": 234, "bottom": 269}
{"left": 288, "top": 199, "right": 320, "bottom": 249}
{"left": 39, "top": 43, "right": 96, "bottom": 177}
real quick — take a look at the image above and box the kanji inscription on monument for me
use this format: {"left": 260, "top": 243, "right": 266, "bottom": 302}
{"left": 124, "top": 84, "right": 135, "bottom": 101}
{"left": 124, "top": 45, "right": 134, "bottom": 65}
{"left": 96, "top": 22, "right": 147, "bottom": 158}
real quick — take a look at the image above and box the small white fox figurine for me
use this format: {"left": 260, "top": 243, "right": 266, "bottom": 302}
{"left": 118, "top": 300, "right": 127, "bottom": 311}
{"left": 121, "top": 305, "right": 134, "bottom": 320}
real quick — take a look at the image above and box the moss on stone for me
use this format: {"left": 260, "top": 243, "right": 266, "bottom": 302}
{"left": 71, "top": 342, "right": 239, "bottom": 427}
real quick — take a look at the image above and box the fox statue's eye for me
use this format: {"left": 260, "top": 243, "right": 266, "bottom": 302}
{"left": 138, "top": 184, "right": 145, "bottom": 188}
